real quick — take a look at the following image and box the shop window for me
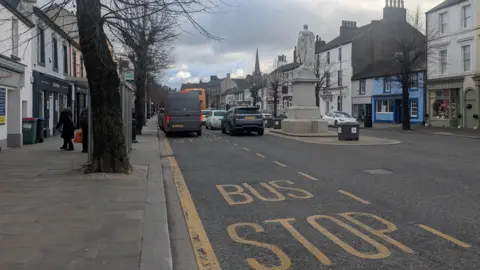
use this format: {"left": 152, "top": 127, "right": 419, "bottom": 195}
{"left": 410, "top": 99, "right": 418, "bottom": 118}
{"left": 430, "top": 89, "right": 457, "bottom": 120}
{"left": 376, "top": 100, "right": 394, "bottom": 113}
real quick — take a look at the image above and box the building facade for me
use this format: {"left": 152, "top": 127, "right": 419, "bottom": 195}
{"left": 0, "top": 0, "right": 35, "bottom": 150}
{"left": 426, "top": 0, "right": 479, "bottom": 129}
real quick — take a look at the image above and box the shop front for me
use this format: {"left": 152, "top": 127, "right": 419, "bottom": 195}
{"left": 0, "top": 56, "right": 26, "bottom": 150}
{"left": 74, "top": 83, "right": 88, "bottom": 124}
{"left": 426, "top": 77, "right": 463, "bottom": 128}
{"left": 32, "top": 71, "right": 70, "bottom": 138}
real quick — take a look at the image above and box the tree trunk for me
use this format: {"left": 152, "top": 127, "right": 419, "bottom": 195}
{"left": 76, "top": 0, "right": 130, "bottom": 173}
{"left": 134, "top": 52, "right": 147, "bottom": 134}
{"left": 315, "top": 83, "right": 320, "bottom": 107}
{"left": 273, "top": 88, "right": 278, "bottom": 117}
{"left": 401, "top": 73, "right": 411, "bottom": 130}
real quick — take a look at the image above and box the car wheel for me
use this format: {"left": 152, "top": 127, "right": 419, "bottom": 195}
{"left": 197, "top": 130, "right": 202, "bottom": 137}
{"left": 165, "top": 132, "right": 171, "bottom": 137}
{"left": 257, "top": 129, "right": 264, "bottom": 136}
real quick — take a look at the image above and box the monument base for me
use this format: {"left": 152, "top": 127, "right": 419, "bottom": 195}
{"left": 281, "top": 119, "right": 328, "bottom": 134}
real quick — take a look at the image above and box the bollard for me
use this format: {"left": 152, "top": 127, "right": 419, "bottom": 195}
{"left": 132, "top": 119, "right": 138, "bottom": 143}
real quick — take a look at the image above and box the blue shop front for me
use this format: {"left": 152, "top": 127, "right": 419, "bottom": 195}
{"left": 32, "top": 71, "right": 71, "bottom": 138}
{"left": 372, "top": 72, "right": 425, "bottom": 125}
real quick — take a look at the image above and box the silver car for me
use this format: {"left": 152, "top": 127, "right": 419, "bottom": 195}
{"left": 206, "top": 110, "right": 227, "bottom": 130}
{"left": 221, "top": 106, "right": 264, "bottom": 136}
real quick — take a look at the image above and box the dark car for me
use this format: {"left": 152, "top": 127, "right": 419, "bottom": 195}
{"left": 162, "top": 92, "right": 202, "bottom": 137}
{"left": 221, "top": 106, "right": 264, "bottom": 136}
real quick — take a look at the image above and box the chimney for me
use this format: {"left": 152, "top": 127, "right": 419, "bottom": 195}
{"left": 210, "top": 75, "right": 218, "bottom": 81}
{"left": 226, "top": 73, "right": 231, "bottom": 78}
{"left": 18, "top": 0, "right": 37, "bottom": 18}
{"left": 340, "top": 20, "right": 357, "bottom": 36}
{"left": 383, "top": 0, "right": 406, "bottom": 22}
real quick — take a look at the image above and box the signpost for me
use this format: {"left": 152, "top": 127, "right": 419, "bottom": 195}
{"left": 0, "top": 88, "right": 5, "bottom": 125}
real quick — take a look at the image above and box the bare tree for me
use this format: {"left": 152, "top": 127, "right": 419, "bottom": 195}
{"left": 265, "top": 70, "right": 282, "bottom": 117}
{"left": 314, "top": 54, "right": 335, "bottom": 107}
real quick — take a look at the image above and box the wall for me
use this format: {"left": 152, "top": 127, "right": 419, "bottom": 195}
{"left": 427, "top": 0, "right": 477, "bottom": 79}
{"left": 351, "top": 78, "right": 373, "bottom": 104}
{"left": 0, "top": 7, "right": 34, "bottom": 118}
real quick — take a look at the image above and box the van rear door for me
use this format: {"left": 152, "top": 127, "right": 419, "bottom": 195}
{"left": 167, "top": 94, "right": 201, "bottom": 131}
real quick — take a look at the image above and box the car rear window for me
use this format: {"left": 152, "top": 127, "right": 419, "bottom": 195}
{"left": 202, "top": 111, "right": 212, "bottom": 116}
{"left": 214, "top": 111, "right": 226, "bottom": 117}
{"left": 236, "top": 108, "right": 259, "bottom": 114}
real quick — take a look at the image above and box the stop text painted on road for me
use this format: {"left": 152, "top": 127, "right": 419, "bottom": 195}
{"left": 216, "top": 180, "right": 314, "bottom": 205}
{"left": 228, "top": 212, "right": 418, "bottom": 269}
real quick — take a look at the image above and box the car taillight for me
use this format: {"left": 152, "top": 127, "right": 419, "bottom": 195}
{"left": 166, "top": 115, "right": 170, "bottom": 123}
{"left": 201, "top": 115, "right": 203, "bottom": 121}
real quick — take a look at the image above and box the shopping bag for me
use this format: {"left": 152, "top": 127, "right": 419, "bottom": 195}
{"left": 74, "top": 129, "right": 83, "bottom": 143}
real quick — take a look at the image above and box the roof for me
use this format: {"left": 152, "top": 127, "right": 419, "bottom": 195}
{"left": 426, "top": 0, "right": 468, "bottom": 14}
{"left": 180, "top": 82, "right": 208, "bottom": 90}
{"left": 33, "top": 7, "right": 80, "bottom": 49}
{"left": 351, "top": 61, "right": 426, "bottom": 80}
{"left": 232, "top": 78, "right": 251, "bottom": 90}
{"left": 43, "top": 4, "right": 79, "bottom": 42}
{"left": 318, "top": 23, "right": 373, "bottom": 53}
{"left": 271, "top": 62, "right": 299, "bottom": 74}
{"left": 0, "top": 0, "right": 35, "bottom": 27}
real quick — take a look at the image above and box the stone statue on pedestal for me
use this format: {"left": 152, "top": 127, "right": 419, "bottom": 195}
{"left": 296, "top": 24, "right": 316, "bottom": 70}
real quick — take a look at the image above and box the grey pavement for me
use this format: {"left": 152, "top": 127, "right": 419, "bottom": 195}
{"left": 165, "top": 127, "right": 480, "bottom": 269}
{"left": 359, "top": 123, "right": 480, "bottom": 139}
{"left": 0, "top": 116, "right": 172, "bottom": 270}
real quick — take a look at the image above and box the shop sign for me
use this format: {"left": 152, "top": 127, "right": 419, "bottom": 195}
{"left": 0, "top": 88, "right": 5, "bottom": 125}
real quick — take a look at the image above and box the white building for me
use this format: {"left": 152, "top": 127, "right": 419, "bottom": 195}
{"left": 316, "top": 22, "right": 355, "bottom": 116}
{"left": 426, "top": 0, "right": 479, "bottom": 129}
{"left": 0, "top": 0, "right": 35, "bottom": 150}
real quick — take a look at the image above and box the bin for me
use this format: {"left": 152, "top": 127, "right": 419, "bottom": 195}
{"left": 263, "top": 118, "right": 274, "bottom": 128}
{"left": 22, "top": 118, "right": 37, "bottom": 145}
{"left": 273, "top": 118, "right": 282, "bottom": 129}
{"left": 337, "top": 122, "right": 360, "bottom": 141}
{"left": 36, "top": 118, "right": 45, "bottom": 143}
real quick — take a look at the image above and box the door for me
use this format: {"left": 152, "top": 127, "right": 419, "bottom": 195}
{"left": 394, "top": 99, "right": 402, "bottom": 124}
{"left": 464, "top": 89, "right": 477, "bottom": 129}
{"left": 48, "top": 93, "right": 54, "bottom": 135}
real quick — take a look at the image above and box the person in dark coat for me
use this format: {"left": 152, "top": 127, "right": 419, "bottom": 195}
{"left": 56, "top": 107, "right": 75, "bottom": 151}
{"left": 79, "top": 108, "right": 88, "bottom": 153}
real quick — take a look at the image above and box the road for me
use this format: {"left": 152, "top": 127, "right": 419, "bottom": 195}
{"left": 164, "top": 128, "right": 480, "bottom": 270}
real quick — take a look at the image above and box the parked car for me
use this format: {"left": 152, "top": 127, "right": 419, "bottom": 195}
{"left": 322, "top": 111, "right": 358, "bottom": 127}
{"left": 201, "top": 110, "right": 212, "bottom": 125}
{"left": 221, "top": 106, "right": 264, "bottom": 136}
{"left": 206, "top": 110, "right": 227, "bottom": 130}
{"left": 161, "top": 92, "right": 202, "bottom": 137}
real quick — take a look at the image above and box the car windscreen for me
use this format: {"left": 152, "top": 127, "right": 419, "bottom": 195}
{"left": 170, "top": 99, "right": 200, "bottom": 111}
{"left": 214, "top": 111, "right": 226, "bottom": 117}
{"left": 236, "top": 108, "right": 259, "bottom": 114}
{"left": 335, "top": 112, "right": 352, "bottom": 118}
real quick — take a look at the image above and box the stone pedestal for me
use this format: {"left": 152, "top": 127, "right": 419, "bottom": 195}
{"left": 281, "top": 67, "right": 328, "bottom": 134}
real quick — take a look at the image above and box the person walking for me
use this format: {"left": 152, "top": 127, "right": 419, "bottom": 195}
{"left": 56, "top": 107, "right": 76, "bottom": 151}
{"left": 79, "top": 107, "right": 88, "bottom": 153}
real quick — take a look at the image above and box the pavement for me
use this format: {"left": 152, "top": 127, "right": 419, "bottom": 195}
{"left": 364, "top": 123, "right": 480, "bottom": 139}
{"left": 0, "top": 117, "right": 172, "bottom": 270}
{"left": 163, "top": 125, "right": 480, "bottom": 269}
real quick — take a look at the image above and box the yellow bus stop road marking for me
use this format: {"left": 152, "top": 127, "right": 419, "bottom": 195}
{"left": 164, "top": 137, "right": 221, "bottom": 269}
{"left": 338, "top": 190, "right": 371, "bottom": 205}
{"left": 417, "top": 224, "right": 471, "bottom": 248}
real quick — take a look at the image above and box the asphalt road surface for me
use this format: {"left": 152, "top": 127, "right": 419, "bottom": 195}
{"left": 164, "top": 127, "right": 480, "bottom": 270}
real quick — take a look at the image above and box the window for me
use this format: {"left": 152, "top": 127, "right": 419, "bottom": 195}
{"left": 338, "top": 47, "right": 342, "bottom": 61}
{"left": 80, "top": 56, "right": 84, "bottom": 77}
{"left": 440, "top": 50, "right": 447, "bottom": 74}
{"left": 327, "top": 51, "right": 330, "bottom": 64}
{"left": 52, "top": 36, "right": 58, "bottom": 71}
{"left": 11, "top": 19, "right": 18, "bottom": 57}
{"left": 73, "top": 51, "right": 77, "bottom": 77}
{"left": 316, "top": 54, "right": 319, "bottom": 68}
{"left": 326, "top": 72, "right": 330, "bottom": 88}
{"left": 337, "top": 96, "right": 342, "bottom": 111}
{"left": 37, "top": 27, "right": 45, "bottom": 65}
{"left": 384, "top": 77, "right": 391, "bottom": 93}
{"left": 410, "top": 99, "right": 418, "bottom": 118}
{"left": 462, "top": 45, "right": 471, "bottom": 72}
{"left": 63, "top": 44, "right": 68, "bottom": 75}
{"left": 337, "top": 70, "right": 342, "bottom": 86}
{"left": 439, "top": 12, "right": 447, "bottom": 33}
{"left": 359, "top": 80, "right": 366, "bottom": 95}
{"left": 410, "top": 73, "right": 418, "bottom": 89}
{"left": 376, "top": 100, "right": 394, "bottom": 113}
{"left": 462, "top": 5, "right": 472, "bottom": 28}
{"left": 430, "top": 89, "right": 458, "bottom": 120}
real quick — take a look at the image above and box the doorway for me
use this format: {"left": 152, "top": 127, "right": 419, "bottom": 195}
{"left": 464, "top": 89, "right": 477, "bottom": 129}
{"left": 394, "top": 99, "right": 403, "bottom": 124}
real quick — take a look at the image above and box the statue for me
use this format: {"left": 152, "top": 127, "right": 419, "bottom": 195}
{"left": 296, "top": 24, "right": 315, "bottom": 69}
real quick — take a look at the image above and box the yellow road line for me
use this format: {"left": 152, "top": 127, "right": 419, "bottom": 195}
{"left": 274, "top": 161, "right": 287, "bottom": 167}
{"left": 298, "top": 172, "right": 318, "bottom": 181}
{"left": 164, "top": 137, "right": 221, "bottom": 269}
{"left": 256, "top": 153, "right": 265, "bottom": 158}
{"left": 338, "top": 190, "right": 371, "bottom": 205}
{"left": 242, "top": 147, "right": 250, "bottom": 151}
{"left": 416, "top": 224, "right": 471, "bottom": 248}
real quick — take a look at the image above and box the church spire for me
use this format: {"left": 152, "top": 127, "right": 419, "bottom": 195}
{"left": 254, "top": 49, "right": 261, "bottom": 75}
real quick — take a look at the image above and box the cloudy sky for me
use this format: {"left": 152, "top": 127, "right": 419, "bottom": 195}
{"left": 165, "top": 0, "right": 440, "bottom": 89}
